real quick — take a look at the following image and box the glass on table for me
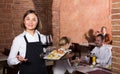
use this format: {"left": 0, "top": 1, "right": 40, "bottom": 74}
{"left": 73, "top": 57, "right": 81, "bottom": 69}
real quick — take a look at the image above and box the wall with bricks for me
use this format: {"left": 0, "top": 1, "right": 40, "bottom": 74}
{"left": 0, "top": 0, "right": 53, "bottom": 51}
{"left": 52, "top": 0, "right": 60, "bottom": 45}
{"left": 0, "top": 0, "right": 14, "bottom": 52}
{"left": 112, "top": 0, "right": 120, "bottom": 74}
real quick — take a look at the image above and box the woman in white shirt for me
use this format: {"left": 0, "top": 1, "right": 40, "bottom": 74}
{"left": 53, "top": 36, "right": 80, "bottom": 74}
{"left": 7, "top": 10, "right": 47, "bottom": 74}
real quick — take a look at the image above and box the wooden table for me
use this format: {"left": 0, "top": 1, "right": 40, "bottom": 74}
{"left": 74, "top": 63, "right": 112, "bottom": 74}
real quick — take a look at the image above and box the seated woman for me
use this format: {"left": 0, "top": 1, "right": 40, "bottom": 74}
{"left": 53, "top": 36, "right": 80, "bottom": 74}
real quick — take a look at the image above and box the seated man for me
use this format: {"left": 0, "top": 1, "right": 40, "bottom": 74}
{"left": 87, "top": 34, "right": 112, "bottom": 68}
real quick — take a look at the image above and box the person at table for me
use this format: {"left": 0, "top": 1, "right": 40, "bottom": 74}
{"left": 89, "top": 34, "right": 112, "bottom": 68}
{"left": 53, "top": 36, "right": 80, "bottom": 74}
{"left": 100, "top": 26, "right": 112, "bottom": 45}
{"left": 7, "top": 10, "right": 47, "bottom": 74}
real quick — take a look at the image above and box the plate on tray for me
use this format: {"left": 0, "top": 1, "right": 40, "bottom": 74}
{"left": 44, "top": 49, "right": 71, "bottom": 60}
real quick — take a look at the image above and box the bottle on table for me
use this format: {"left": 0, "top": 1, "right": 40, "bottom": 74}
{"left": 92, "top": 53, "right": 96, "bottom": 65}
{"left": 89, "top": 53, "right": 96, "bottom": 66}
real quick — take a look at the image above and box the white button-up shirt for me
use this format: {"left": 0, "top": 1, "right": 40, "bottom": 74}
{"left": 91, "top": 44, "right": 112, "bottom": 67}
{"left": 53, "top": 48, "right": 74, "bottom": 74}
{"left": 7, "top": 30, "right": 46, "bottom": 66}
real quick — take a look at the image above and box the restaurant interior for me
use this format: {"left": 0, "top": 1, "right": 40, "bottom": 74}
{"left": 0, "top": 0, "right": 120, "bottom": 74}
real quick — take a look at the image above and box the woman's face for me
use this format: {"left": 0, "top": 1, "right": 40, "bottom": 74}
{"left": 24, "top": 13, "right": 38, "bottom": 31}
{"left": 65, "top": 42, "right": 71, "bottom": 49}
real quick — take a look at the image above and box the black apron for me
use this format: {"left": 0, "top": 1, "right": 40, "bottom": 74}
{"left": 19, "top": 34, "right": 47, "bottom": 74}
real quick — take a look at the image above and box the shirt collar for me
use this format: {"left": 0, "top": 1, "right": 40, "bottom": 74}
{"left": 23, "top": 30, "right": 40, "bottom": 36}
{"left": 97, "top": 44, "right": 105, "bottom": 49}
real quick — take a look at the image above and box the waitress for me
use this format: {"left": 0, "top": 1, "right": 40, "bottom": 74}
{"left": 7, "top": 10, "right": 47, "bottom": 74}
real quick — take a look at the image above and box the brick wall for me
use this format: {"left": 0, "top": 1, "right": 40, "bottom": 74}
{"left": 0, "top": 0, "right": 53, "bottom": 51}
{"left": 52, "top": 0, "right": 60, "bottom": 45}
{"left": 0, "top": 0, "right": 36, "bottom": 51}
{"left": 112, "top": 0, "right": 120, "bottom": 74}
{"left": 0, "top": 0, "right": 14, "bottom": 51}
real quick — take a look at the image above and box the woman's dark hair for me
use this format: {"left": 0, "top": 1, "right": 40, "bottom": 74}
{"left": 21, "top": 9, "right": 40, "bottom": 29}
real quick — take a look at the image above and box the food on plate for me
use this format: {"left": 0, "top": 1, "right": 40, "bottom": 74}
{"left": 56, "top": 49, "right": 65, "bottom": 54}
{"left": 45, "top": 49, "right": 65, "bottom": 60}
{"left": 47, "top": 54, "right": 54, "bottom": 59}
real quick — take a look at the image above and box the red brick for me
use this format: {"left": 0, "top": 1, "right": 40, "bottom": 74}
{"left": 0, "top": 9, "right": 12, "bottom": 13}
{"left": 113, "top": 41, "right": 120, "bottom": 46}
{"left": 112, "top": 68, "right": 120, "bottom": 74}
{"left": 112, "top": 31, "right": 120, "bottom": 35}
{"left": 112, "top": 63, "right": 120, "bottom": 71}
{"left": 112, "top": 51, "right": 120, "bottom": 57}
{"left": 4, "top": 0, "right": 13, "bottom": 3}
{"left": 112, "top": 14, "right": 120, "bottom": 19}
{"left": 112, "top": 47, "right": 120, "bottom": 53}
{"left": 112, "top": 20, "right": 120, "bottom": 25}
{"left": 0, "top": 0, "right": 4, "bottom": 3}
{"left": 112, "top": 3, "right": 120, "bottom": 8}
{"left": 0, "top": 14, "right": 12, "bottom": 19}
{"left": 6, "top": 4, "right": 12, "bottom": 9}
{"left": 112, "top": 57, "right": 120, "bottom": 63}
{"left": 112, "top": 26, "right": 120, "bottom": 30}
{"left": 112, "top": 0, "right": 120, "bottom": 3}
{"left": 0, "top": 18, "right": 12, "bottom": 23}
{"left": 52, "top": 0, "right": 60, "bottom": 11}
{"left": 112, "top": 36, "right": 120, "bottom": 41}
{"left": 0, "top": 4, "right": 6, "bottom": 8}
{"left": 112, "top": 9, "right": 120, "bottom": 13}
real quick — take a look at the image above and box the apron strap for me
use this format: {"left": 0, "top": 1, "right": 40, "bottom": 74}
{"left": 38, "top": 34, "right": 41, "bottom": 42}
{"left": 38, "top": 34, "right": 43, "bottom": 44}
{"left": 24, "top": 35, "right": 28, "bottom": 43}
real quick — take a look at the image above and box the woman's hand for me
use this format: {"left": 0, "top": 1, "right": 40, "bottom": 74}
{"left": 16, "top": 55, "right": 28, "bottom": 62}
